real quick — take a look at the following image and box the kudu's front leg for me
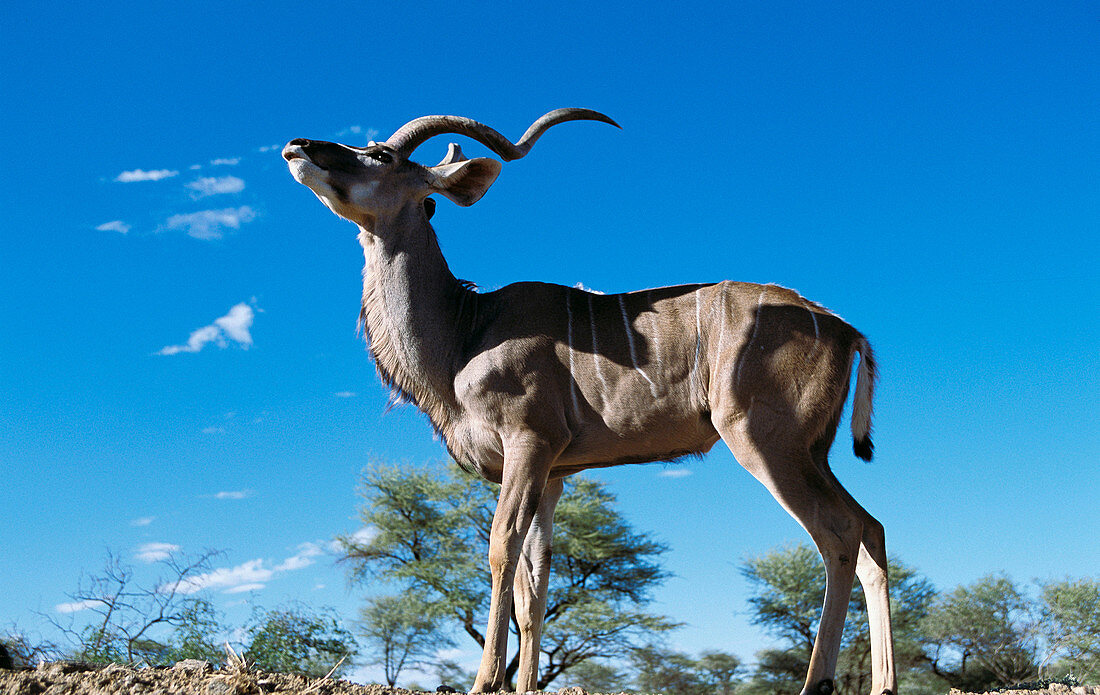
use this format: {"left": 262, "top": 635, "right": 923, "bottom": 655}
{"left": 513, "top": 477, "right": 564, "bottom": 691}
{"left": 471, "top": 437, "right": 557, "bottom": 693}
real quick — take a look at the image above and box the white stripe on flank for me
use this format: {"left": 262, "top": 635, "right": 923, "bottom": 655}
{"left": 736, "top": 288, "right": 768, "bottom": 387}
{"left": 806, "top": 305, "right": 821, "bottom": 365}
{"left": 618, "top": 295, "right": 658, "bottom": 396}
{"left": 588, "top": 295, "right": 610, "bottom": 394}
{"left": 566, "top": 291, "right": 581, "bottom": 418}
{"left": 692, "top": 289, "right": 702, "bottom": 379}
{"left": 713, "top": 289, "right": 728, "bottom": 359}
{"left": 647, "top": 291, "right": 663, "bottom": 374}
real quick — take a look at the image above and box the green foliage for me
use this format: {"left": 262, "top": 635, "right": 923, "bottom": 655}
{"left": 358, "top": 592, "right": 453, "bottom": 686}
{"left": 628, "top": 645, "right": 742, "bottom": 695}
{"left": 737, "top": 647, "right": 806, "bottom": 695}
{"left": 75, "top": 599, "right": 225, "bottom": 667}
{"left": 558, "top": 659, "right": 627, "bottom": 693}
{"left": 741, "top": 544, "right": 823, "bottom": 658}
{"left": 697, "top": 649, "right": 743, "bottom": 695}
{"left": 1038, "top": 577, "right": 1100, "bottom": 681}
{"left": 340, "top": 463, "right": 490, "bottom": 633}
{"left": 339, "top": 461, "right": 676, "bottom": 689}
{"left": 921, "top": 573, "right": 1038, "bottom": 690}
{"left": 630, "top": 644, "right": 706, "bottom": 695}
{"left": 73, "top": 623, "right": 129, "bottom": 664}
{"left": 434, "top": 658, "right": 476, "bottom": 692}
{"left": 243, "top": 604, "right": 357, "bottom": 678}
{"left": 161, "top": 599, "right": 225, "bottom": 664}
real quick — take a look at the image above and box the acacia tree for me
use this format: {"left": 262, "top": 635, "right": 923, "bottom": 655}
{"left": 558, "top": 659, "right": 627, "bottom": 693}
{"left": 697, "top": 649, "right": 744, "bottom": 695}
{"left": 630, "top": 644, "right": 707, "bottom": 695}
{"left": 1037, "top": 578, "right": 1100, "bottom": 680}
{"left": 629, "top": 645, "right": 742, "bottom": 695}
{"left": 339, "top": 462, "right": 676, "bottom": 689}
{"left": 359, "top": 592, "right": 453, "bottom": 686}
{"left": 921, "top": 574, "right": 1037, "bottom": 690}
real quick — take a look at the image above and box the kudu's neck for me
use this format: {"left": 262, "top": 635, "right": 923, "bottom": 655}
{"left": 357, "top": 202, "right": 472, "bottom": 429}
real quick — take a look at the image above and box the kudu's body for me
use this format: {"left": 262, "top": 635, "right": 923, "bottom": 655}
{"left": 284, "top": 109, "right": 895, "bottom": 695}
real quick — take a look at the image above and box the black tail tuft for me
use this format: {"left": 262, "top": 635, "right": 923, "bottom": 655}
{"left": 853, "top": 436, "right": 874, "bottom": 462}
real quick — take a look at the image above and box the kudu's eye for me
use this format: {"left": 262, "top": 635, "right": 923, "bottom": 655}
{"left": 367, "top": 150, "right": 394, "bottom": 164}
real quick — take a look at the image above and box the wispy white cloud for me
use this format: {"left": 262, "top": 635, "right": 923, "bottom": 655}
{"left": 186, "top": 175, "right": 245, "bottom": 199}
{"left": 275, "top": 542, "right": 325, "bottom": 572}
{"left": 116, "top": 168, "right": 178, "bottom": 183}
{"left": 214, "top": 490, "right": 252, "bottom": 500}
{"left": 55, "top": 599, "right": 105, "bottom": 614}
{"left": 95, "top": 220, "right": 131, "bottom": 234}
{"left": 174, "top": 559, "right": 274, "bottom": 595}
{"left": 574, "top": 282, "right": 605, "bottom": 295}
{"left": 658, "top": 468, "right": 692, "bottom": 479}
{"left": 202, "top": 426, "right": 225, "bottom": 434}
{"left": 331, "top": 527, "right": 377, "bottom": 553}
{"left": 158, "top": 540, "right": 329, "bottom": 598}
{"left": 158, "top": 302, "right": 254, "bottom": 356}
{"left": 334, "top": 391, "right": 357, "bottom": 398}
{"left": 158, "top": 324, "right": 222, "bottom": 356}
{"left": 210, "top": 157, "right": 241, "bottom": 166}
{"left": 130, "top": 516, "right": 155, "bottom": 527}
{"left": 214, "top": 303, "right": 254, "bottom": 345}
{"left": 136, "top": 542, "right": 181, "bottom": 563}
{"left": 163, "top": 205, "right": 256, "bottom": 240}
{"left": 337, "top": 125, "right": 380, "bottom": 142}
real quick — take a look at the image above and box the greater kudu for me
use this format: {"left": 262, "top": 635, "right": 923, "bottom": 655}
{"left": 284, "top": 109, "right": 894, "bottom": 695}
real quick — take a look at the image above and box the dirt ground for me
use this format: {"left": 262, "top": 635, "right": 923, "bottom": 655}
{"left": 2, "top": 662, "right": 1098, "bottom": 695}
{"left": 0, "top": 660, "right": 602, "bottom": 695}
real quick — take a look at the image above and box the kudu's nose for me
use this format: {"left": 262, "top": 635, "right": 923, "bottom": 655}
{"left": 283, "top": 138, "right": 312, "bottom": 161}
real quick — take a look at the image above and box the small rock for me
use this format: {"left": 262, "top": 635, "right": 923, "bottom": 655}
{"left": 558, "top": 687, "right": 586, "bottom": 695}
{"left": 174, "top": 659, "right": 214, "bottom": 674}
{"left": 206, "top": 679, "right": 236, "bottom": 695}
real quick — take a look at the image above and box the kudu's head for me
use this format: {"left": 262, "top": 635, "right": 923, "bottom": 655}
{"left": 283, "top": 108, "right": 618, "bottom": 229}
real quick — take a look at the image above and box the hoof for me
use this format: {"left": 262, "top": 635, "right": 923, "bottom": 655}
{"left": 816, "top": 679, "right": 834, "bottom": 695}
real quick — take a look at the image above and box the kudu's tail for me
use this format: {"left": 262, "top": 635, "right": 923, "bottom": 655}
{"left": 851, "top": 336, "right": 877, "bottom": 461}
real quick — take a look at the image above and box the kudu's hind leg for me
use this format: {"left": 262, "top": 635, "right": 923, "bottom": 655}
{"left": 715, "top": 412, "right": 863, "bottom": 695}
{"left": 817, "top": 463, "right": 897, "bottom": 695}
{"left": 512, "top": 477, "right": 564, "bottom": 692}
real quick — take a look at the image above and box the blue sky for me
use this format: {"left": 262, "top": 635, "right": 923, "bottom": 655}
{"left": 2, "top": 0, "right": 1097, "bottom": 684}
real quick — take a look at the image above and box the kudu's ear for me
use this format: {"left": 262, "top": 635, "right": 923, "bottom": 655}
{"left": 428, "top": 157, "right": 503, "bottom": 207}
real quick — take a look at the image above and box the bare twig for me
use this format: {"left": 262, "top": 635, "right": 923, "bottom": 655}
{"left": 302, "top": 654, "right": 349, "bottom": 694}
